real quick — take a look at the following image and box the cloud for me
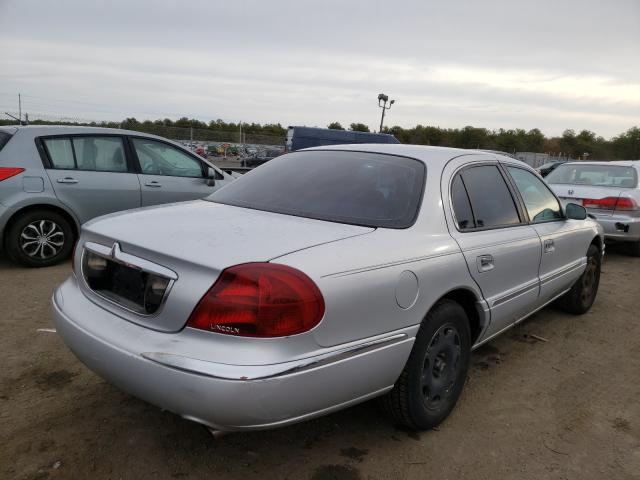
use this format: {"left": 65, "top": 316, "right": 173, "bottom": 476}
{"left": 0, "top": 0, "right": 638, "bottom": 137}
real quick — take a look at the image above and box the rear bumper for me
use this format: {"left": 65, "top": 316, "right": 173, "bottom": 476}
{"left": 592, "top": 214, "right": 640, "bottom": 242}
{"left": 52, "top": 276, "right": 415, "bottom": 431}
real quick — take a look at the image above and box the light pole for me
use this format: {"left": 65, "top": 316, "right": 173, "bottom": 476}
{"left": 378, "top": 93, "right": 395, "bottom": 132}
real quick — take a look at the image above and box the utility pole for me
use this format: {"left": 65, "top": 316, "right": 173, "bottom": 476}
{"left": 239, "top": 122, "right": 242, "bottom": 145}
{"left": 377, "top": 93, "right": 395, "bottom": 133}
{"left": 18, "top": 93, "right": 22, "bottom": 124}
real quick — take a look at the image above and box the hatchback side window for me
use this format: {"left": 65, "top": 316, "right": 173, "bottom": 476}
{"left": 132, "top": 138, "right": 203, "bottom": 178}
{"left": 459, "top": 165, "right": 520, "bottom": 229}
{"left": 43, "top": 136, "right": 127, "bottom": 172}
{"left": 43, "top": 138, "right": 75, "bottom": 169}
{"left": 451, "top": 174, "right": 475, "bottom": 230}
{"left": 73, "top": 137, "right": 127, "bottom": 172}
{"left": 507, "top": 166, "right": 562, "bottom": 223}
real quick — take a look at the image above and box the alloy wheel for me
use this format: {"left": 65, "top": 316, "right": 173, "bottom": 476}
{"left": 19, "top": 220, "right": 65, "bottom": 260}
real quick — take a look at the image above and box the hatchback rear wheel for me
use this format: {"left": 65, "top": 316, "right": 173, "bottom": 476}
{"left": 380, "top": 299, "right": 471, "bottom": 430}
{"left": 5, "top": 210, "right": 74, "bottom": 267}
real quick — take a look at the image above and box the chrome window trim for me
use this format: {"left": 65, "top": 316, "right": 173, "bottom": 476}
{"left": 81, "top": 241, "right": 177, "bottom": 317}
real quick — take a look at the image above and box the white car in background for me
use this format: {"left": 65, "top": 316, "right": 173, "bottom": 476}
{"left": 546, "top": 161, "right": 640, "bottom": 256}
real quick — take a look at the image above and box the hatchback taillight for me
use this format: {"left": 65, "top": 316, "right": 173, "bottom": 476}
{"left": 0, "top": 167, "right": 24, "bottom": 181}
{"left": 583, "top": 196, "right": 638, "bottom": 211}
{"left": 187, "top": 263, "right": 325, "bottom": 337}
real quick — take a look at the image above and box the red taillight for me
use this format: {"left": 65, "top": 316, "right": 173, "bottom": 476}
{"left": 583, "top": 196, "right": 638, "bottom": 211}
{"left": 613, "top": 197, "right": 638, "bottom": 211}
{"left": 0, "top": 167, "right": 25, "bottom": 181}
{"left": 187, "top": 263, "right": 325, "bottom": 337}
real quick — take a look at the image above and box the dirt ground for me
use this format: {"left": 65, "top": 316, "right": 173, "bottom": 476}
{"left": 1, "top": 247, "right": 639, "bottom": 480}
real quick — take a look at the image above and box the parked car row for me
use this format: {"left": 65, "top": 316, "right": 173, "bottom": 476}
{"left": 0, "top": 126, "right": 233, "bottom": 267}
{"left": 51, "top": 142, "right": 605, "bottom": 433}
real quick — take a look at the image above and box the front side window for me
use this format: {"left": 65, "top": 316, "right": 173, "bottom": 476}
{"left": 43, "top": 136, "right": 127, "bottom": 172}
{"left": 209, "top": 150, "right": 426, "bottom": 229}
{"left": 546, "top": 164, "right": 638, "bottom": 188}
{"left": 507, "top": 166, "right": 562, "bottom": 223}
{"left": 458, "top": 165, "right": 520, "bottom": 229}
{"left": 132, "top": 138, "right": 203, "bottom": 178}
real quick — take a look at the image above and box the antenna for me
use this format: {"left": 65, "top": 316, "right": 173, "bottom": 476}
{"left": 18, "top": 93, "right": 22, "bottom": 123}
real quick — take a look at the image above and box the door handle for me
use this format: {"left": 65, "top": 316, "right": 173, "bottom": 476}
{"left": 476, "top": 254, "right": 495, "bottom": 272}
{"left": 57, "top": 177, "right": 78, "bottom": 184}
{"left": 144, "top": 181, "right": 162, "bottom": 188}
{"left": 544, "top": 239, "right": 555, "bottom": 253}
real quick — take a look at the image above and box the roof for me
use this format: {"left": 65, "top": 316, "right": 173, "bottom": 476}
{"left": 0, "top": 125, "right": 169, "bottom": 142}
{"left": 303, "top": 143, "right": 519, "bottom": 166}
{"left": 561, "top": 160, "right": 640, "bottom": 167}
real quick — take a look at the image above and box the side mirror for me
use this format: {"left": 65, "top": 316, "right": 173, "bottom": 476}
{"left": 206, "top": 167, "right": 216, "bottom": 186}
{"left": 565, "top": 202, "right": 587, "bottom": 220}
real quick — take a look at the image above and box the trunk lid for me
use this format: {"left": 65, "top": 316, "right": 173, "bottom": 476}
{"left": 549, "top": 184, "right": 625, "bottom": 217}
{"left": 79, "top": 200, "right": 374, "bottom": 332}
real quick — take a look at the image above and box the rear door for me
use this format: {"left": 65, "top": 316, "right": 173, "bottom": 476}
{"left": 445, "top": 158, "right": 542, "bottom": 339}
{"left": 41, "top": 135, "right": 141, "bottom": 223}
{"left": 504, "top": 164, "right": 592, "bottom": 305}
{"left": 129, "top": 137, "right": 226, "bottom": 206}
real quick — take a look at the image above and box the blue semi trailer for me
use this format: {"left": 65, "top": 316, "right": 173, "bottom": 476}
{"left": 286, "top": 126, "right": 399, "bottom": 151}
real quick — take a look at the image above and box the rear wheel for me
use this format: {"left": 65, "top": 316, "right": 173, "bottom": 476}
{"left": 380, "top": 299, "right": 471, "bottom": 430}
{"left": 5, "top": 209, "right": 74, "bottom": 267}
{"left": 559, "top": 244, "right": 601, "bottom": 314}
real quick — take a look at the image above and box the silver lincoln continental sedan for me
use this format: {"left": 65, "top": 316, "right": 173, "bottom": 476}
{"left": 52, "top": 145, "right": 604, "bottom": 432}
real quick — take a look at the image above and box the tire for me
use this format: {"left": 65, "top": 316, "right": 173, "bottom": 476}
{"left": 380, "top": 299, "right": 471, "bottom": 430}
{"left": 5, "top": 209, "right": 74, "bottom": 267}
{"left": 559, "top": 244, "right": 601, "bottom": 314}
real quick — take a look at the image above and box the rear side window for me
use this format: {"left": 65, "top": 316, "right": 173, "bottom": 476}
{"left": 457, "top": 165, "right": 520, "bottom": 229}
{"left": 209, "top": 150, "right": 426, "bottom": 229}
{"left": 546, "top": 164, "right": 638, "bottom": 188}
{"left": 0, "top": 131, "right": 13, "bottom": 152}
{"left": 451, "top": 174, "right": 475, "bottom": 230}
{"left": 43, "top": 136, "right": 128, "bottom": 172}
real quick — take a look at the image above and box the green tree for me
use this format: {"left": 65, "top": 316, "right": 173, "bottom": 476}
{"left": 327, "top": 122, "right": 345, "bottom": 130}
{"left": 349, "top": 122, "right": 370, "bottom": 132}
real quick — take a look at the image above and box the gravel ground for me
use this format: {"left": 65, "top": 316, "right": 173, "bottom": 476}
{"left": 1, "top": 247, "right": 639, "bottom": 480}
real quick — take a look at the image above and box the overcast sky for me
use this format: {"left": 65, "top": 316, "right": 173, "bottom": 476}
{"left": 0, "top": 0, "right": 638, "bottom": 137}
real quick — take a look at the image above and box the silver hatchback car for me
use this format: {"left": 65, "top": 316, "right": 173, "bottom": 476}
{"left": 0, "top": 126, "right": 233, "bottom": 267}
{"left": 53, "top": 145, "right": 603, "bottom": 432}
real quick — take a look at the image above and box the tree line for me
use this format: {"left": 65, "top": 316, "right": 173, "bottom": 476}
{"left": 328, "top": 122, "right": 640, "bottom": 160}
{"left": 2, "top": 116, "right": 638, "bottom": 159}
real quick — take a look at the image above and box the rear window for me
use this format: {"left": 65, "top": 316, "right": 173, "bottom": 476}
{"left": 208, "top": 150, "right": 426, "bottom": 228}
{"left": 0, "top": 131, "right": 13, "bottom": 152}
{"left": 546, "top": 164, "right": 638, "bottom": 188}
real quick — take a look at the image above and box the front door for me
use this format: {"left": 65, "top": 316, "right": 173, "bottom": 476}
{"left": 129, "top": 137, "right": 225, "bottom": 207}
{"left": 503, "top": 165, "right": 592, "bottom": 305}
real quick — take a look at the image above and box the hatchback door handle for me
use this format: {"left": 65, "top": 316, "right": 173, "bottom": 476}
{"left": 57, "top": 177, "right": 78, "bottom": 184}
{"left": 476, "top": 254, "right": 495, "bottom": 272}
{"left": 145, "top": 181, "right": 162, "bottom": 188}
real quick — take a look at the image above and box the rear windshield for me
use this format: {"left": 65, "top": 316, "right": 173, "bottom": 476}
{"left": 208, "top": 150, "right": 426, "bottom": 228}
{"left": 546, "top": 164, "right": 638, "bottom": 188}
{"left": 0, "top": 131, "right": 13, "bottom": 152}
